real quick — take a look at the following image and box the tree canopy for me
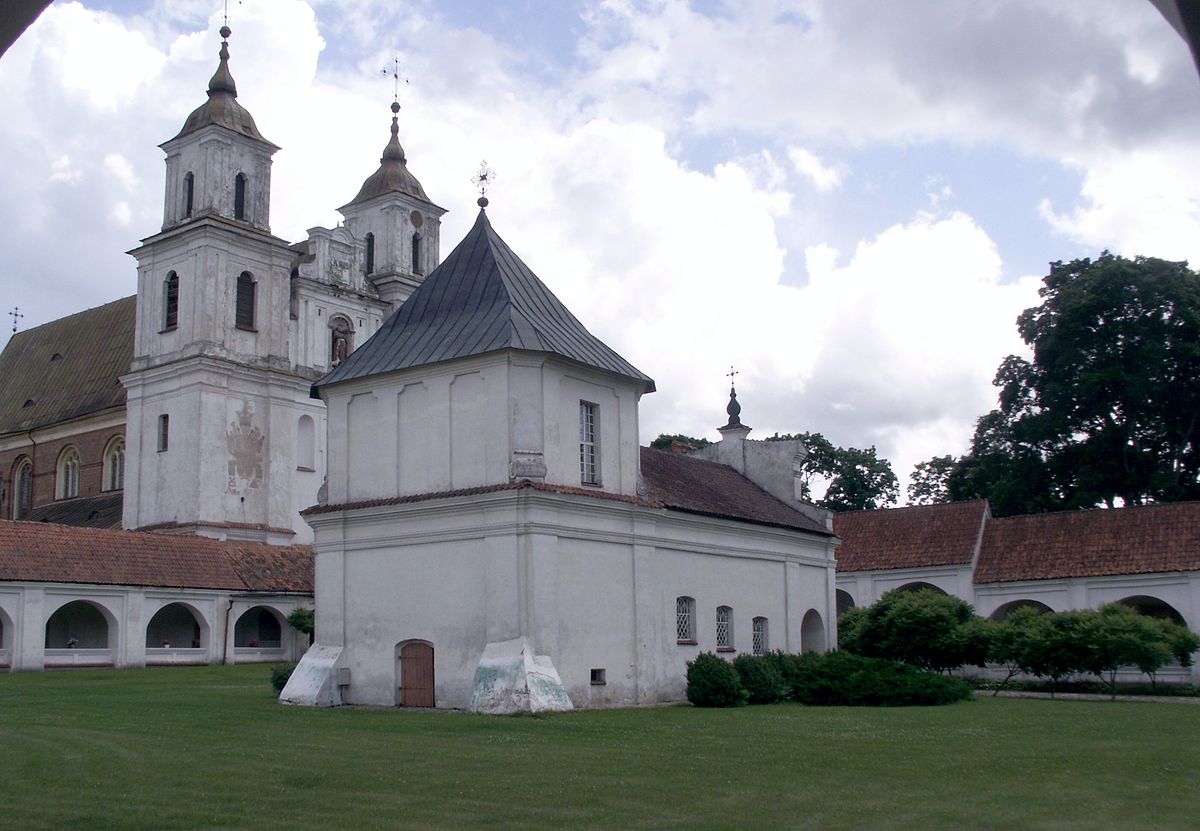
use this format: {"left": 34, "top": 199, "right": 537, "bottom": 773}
{"left": 914, "top": 253, "right": 1200, "bottom": 515}
{"left": 768, "top": 432, "right": 898, "bottom": 511}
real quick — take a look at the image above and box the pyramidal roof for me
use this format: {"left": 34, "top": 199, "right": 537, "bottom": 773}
{"left": 316, "top": 209, "right": 655, "bottom": 393}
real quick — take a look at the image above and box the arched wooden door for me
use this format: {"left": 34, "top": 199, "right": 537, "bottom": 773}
{"left": 398, "top": 642, "right": 435, "bottom": 707}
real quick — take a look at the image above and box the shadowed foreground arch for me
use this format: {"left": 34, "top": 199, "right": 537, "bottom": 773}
{"left": 801, "top": 609, "right": 826, "bottom": 654}
{"left": 45, "top": 600, "right": 113, "bottom": 649}
{"left": 836, "top": 589, "right": 855, "bottom": 618}
{"left": 893, "top": 582, "right": 948, "bottom": 595}
{"left": 146, "top": 602, "right": 206, "bottom": 649}
{"left": 988, "top": 599, "right": 1054, "bottom": 622}
{"left": 1118, "top": 595, "right": 1186, "bottom": 625}
{"left": 234, "top": 606, "right": 284, "bottom": 649}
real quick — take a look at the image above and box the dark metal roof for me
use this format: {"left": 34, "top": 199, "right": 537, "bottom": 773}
{"left": 315, "top": 209, "right": 655, "bottom": 392}
{"left": 0, "top": 297, "right": 134, "bottom": 435}
{"left": 168, "top": 32, "right": 275, "bottom": 147}
{"left": 343, "top": 110, "right": 434, "bottom": 208}
{"left": 23, "top": 491, "right": 124, "bottom": 530}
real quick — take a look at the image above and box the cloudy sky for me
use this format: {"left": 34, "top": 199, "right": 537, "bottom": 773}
{"left": 2, "top": 0, "right": 1197, "bottom": 500}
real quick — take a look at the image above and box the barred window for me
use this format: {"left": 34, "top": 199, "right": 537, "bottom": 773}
{"left": 234, "top": 173, "right": 247, "bottom": 220}
{"left": 579, "top": 401, "right": 598, "bottom": 485}
{"left": 411, "top": 233, "right": 423, "bottom": 275}
{"left": 752, "top": 616, "right": 768, "bottom": 656}
{"left": 183, "top": 172, "right": 194, "bottom": 218}
{"left": 676, "top": 596, "right": 696, "bottom": 643}
{"left": 235, "top": 271, "right": 256, "bottom": 330}
{"left": 716, "top": 605, "right": 733, "bottom": 650}
{"left": 158, "top": 414, "right": 170, "bottom": 452}
{"left": 163, "top": 272, "right": 179, "bottom": 330}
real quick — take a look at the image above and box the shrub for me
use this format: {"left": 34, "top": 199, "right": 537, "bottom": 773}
{"left": 789, "top": 651, "right": 971, "bottom": 707}
{"left": 686, "top": 652, "right": 746, "bottom": 707}
{"left": 732, "top": 655, "right": 786, "bottom": 704}
{"left": 270, "top": 663, "right": 296, "bottom": 694}
{"left": 847, "top": 588, "right": 989, "bottom": 672}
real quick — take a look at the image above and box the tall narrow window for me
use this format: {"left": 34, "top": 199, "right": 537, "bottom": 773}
{"left": 752, "top": 617, "right": 768, "bottom": 656}
{"left": 234, "top": 173, "right": 247, "bottom": 220}
{"left": 716, "top": 606, "right": 733, "bottom": 651}
{"left": 57, "top": 447, "right": 80, "bottom": 500}
{"left": 676, "top": 596, "right": 696, "bottom": 643}
{"left": 163, "top": 272, "right": 179, "bottom": 330}
{"left": 183, "top": 172, "right": 194, "bottom": 218}
{"left": 365, "top": 232, "right": 375, "bottom": 275}
{"left": 411, "top": 233, "right": 422, "bottom": 275}
{"left": 235, "top": 271, "right": 256, "bottom": 330}
{"left": 579, "top": 401, "right": 598, "bottom": 485}
{"left": 158, "top": 414, "right": 170, "bottom": 452}
{"left": 13, "top": 459, "right": 32, "bottom": 520}
{"left": 103, "top": 438, "right": 125, "bottom": 491}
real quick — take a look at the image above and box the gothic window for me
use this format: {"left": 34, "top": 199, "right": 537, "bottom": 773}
{"left": 716, "top": 605, "right": 733, "bottom": 651}
{"left": 752, "top": 617, "right": 768, "bottom": 656}
{"left": 103, "top": 438, "right": 125, "bottom": 491}
{"left": 163, "top": 272, "right": 179, "bottom": 330}
{"left": 183, "top": 172, "right": 194, "bottom": 218}
{"left": 235, "top": 272, "right": 256, "bottom": 330}
{"left": 234, "top": 173, "right": 247, "bottom": 220}
{"left": 56, "top": 446, "right": 80, "bottom": 500}
{"left": 12, "top": 459, "right": 32, "bottom": 520}
{"left": 579, "top": 401, "right": 598, "bottom": 485}
{"left": 411, "top": 233, "right": 423, "bottom": 276}
{"left": 365, "top": 233, "right": 375, "bottom": 275}
{"left": 329, "top": 317, "right": 353, "bottom": 366}
{"left": 676, "top": 596, "right": 696, "bottom": 643}
{"left": 158, "top": 414, "right": 170, "bottom": 452}
{"left": 296, "top": 415, "right": 315, "bottom": 471}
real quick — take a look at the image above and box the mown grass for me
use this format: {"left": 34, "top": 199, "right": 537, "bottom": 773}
{"left": 0, "top": 665, "right": 1196, "bottom": 830}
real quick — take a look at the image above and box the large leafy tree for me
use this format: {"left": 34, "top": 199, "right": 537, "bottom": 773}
{"left": 919, "top": 253, "right": 1200, "bottom": 514}
{"left": 769, "top": 432, "right": 897, "bottom": 511}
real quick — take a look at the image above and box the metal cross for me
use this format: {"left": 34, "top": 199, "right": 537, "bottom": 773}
{"left": 727, "top": 365, "right": 739, "bottom": 384}
{"left": 223, "top": 0, "right": 241, "bottom": 29}
{"left": 471, "top": 161, "right": 496, "bottom": 197}
{"left": 381, "top": 57, "right": 409, "bottom": 105}
{"left": 9, "top": 307, "right": 23, "bottom": 333}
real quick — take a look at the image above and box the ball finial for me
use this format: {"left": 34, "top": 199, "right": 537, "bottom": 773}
{"left": 477, "top": 196, "right": 489, "bottom": 208}
{"left": 220, "top": 25, "right": 231, "bottom": 40}
{"left": 390, "top": 101, "right": 401, "bottom": 115}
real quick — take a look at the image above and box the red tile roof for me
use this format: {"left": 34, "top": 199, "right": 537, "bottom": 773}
{"left": 833, "top": 500, "right": 989, "bottom": 572}
{"left": 974, "top": 502, "right": 1200, "bottom": 583}
{"left": 0, "top": 520, "right": 312, "bottom": 592}
{"left": 305, "top": 448, "right": 833, "bottom": 536}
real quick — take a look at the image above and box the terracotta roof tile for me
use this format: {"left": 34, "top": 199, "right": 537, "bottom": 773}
{"left": 975, "top": 502, "right": 1200, "bottom": 583}
{"left": 0, "top": 297, "right": 134, "bottom": 435}
{"left": 833, "top": 500, "right": 989, "bottom": 572}
{"left": 0, "top": 520, "right": 312, "bottom": 592}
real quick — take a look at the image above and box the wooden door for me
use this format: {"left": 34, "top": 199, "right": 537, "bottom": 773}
{"left": 399, "top": 642, "right": 435, "bottom": 707}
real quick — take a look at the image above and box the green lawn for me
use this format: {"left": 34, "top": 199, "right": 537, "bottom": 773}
{"left": 0, "top": 666, "right": 1196, "bottom": 830}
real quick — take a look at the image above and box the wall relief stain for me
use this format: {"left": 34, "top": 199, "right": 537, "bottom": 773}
{"left": 227, "top": 401, "right": 264, "bottom": 493}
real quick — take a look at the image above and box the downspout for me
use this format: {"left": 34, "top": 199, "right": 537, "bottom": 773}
{"left": 221, "top": 597, "right": 234, "bottom": 664}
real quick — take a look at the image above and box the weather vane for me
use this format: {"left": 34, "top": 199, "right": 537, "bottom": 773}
{"left": 9, "top": 307, "right": 23, "bottom": 334}
{"left": 471, "top": 160, "right": 496, "bottom": 208}
{"left": 380, "top": 57, "right": 409, "bottom": 105}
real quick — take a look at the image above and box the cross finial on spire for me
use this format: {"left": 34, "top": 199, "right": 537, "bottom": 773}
{"left": 8, "top": 307, "right": 24, "bottom": 334}
{"left": 381, "top": 57, "right": 409, "bottom": 106}
{"left": 724, "top": 366, "right": 743, "bottom": 427}
{"left": 472, "top": 160, "right": 495, "bottom": 209}
{"left": 727, "top": 365, "right": 739, "bottom": 385}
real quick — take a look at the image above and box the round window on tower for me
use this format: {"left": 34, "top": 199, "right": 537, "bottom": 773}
{"left": 410, "top": 211, "right": 423, "bottom": 230}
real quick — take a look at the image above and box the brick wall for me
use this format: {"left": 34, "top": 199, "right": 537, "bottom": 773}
{"left": 1, "top": 422, "right": 126, "bottom": 519}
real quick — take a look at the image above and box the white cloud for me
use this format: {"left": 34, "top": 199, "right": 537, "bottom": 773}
{"left": 788, "top": 146, "right": 841, "bottom": 192}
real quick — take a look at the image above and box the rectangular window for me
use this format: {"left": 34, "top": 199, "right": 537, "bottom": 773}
{"left": 579, "top": 401, "right": 598, "bottom": 485}
{"left": 590, "top": 668, "right": 606, "bottom": 686}
{"left": 752, "top": 617, "right": 768, "bottom": 656}
{"left": 157, "top": 414, "right": 170, "bottom": 452}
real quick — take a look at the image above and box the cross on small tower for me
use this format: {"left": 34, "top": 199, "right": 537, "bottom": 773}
{"left": 8, "top": 307, "right": 23, "bottom": 334}
{"left": 381, "top": 57, "right": 409, "bottom": 106}
{"left": 472, "top": 160, "right": 496, "bottom": 208}
{"left": 726, "top": 365, "right": 739, "bottom": 386}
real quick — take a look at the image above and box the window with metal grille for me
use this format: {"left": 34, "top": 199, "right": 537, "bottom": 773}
{"left": 183, "top": 172, "right": 194, "bottom": 218}
{"left": 752, "top": 617, "right": 768, "bottom": 656}
{"left": 234, "top": 173, "right": 247, "bottom": 220}
{"left": 716, "top": 605, "right": 733, "bottom": 650}
{"left": 236, "top": 272, "right": 256, "bottom": 330}
{"left": 411, "top": 233, "right": 423, "bottom": 276}
{"left": 57, "top": 447, "right": 80, "bottom": 500}
{"left": 579, "top": 401, "right": 598, "bottom": 484}
{"left": 158, "top": 414, "right": 169, "bottom": 452}
{"left": 163, "top": 272, "right": 179, "bottom": 330}
{"left": 13, "top": 459, "right": 32, "bottom": 520}
{"left": 676, "top": 596, "right": 696, "bottom": 643}
{"left": 365, "top": 232, "right": 375, "bottom": 274}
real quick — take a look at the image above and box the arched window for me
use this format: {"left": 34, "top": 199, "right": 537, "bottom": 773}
{"left": 103, "top": 437, "right": 125, "bottom": 491}
{"left": 235, "top": 272, "right": 256, "bottom": 330}
{"left": 56, "top": 446, "right": 80, "bottom": 500}
{"left": 752, "top": 617, "right": 768, "bottom": 656}
{"left": 364, "top": 232, "right": 375, "bottom": 275}
{"left": 183, "top": 172, "right": 194, "bottom": 218}
{"left": 716, "top": 605, "right": 733, "bottom": 651}
{"left": 12, "top": 458, "right": 32, "bottom": 520}
{"left": 676, "top": 596, "right": 696, "bottom": 643}
{"left": 234, "top": 173, "right": 247, "bottom": 220}
{"left": 163, "top": 271, "right": 179, "bottom": 330}
{"left": 296, "top": 415, "right": 315, "bottom": 470}
{"left": 411, "top": 233, "right": 423, "bottom": 275}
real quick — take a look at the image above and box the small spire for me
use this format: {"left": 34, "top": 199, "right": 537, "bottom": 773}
{"left": 379, "top": 100, "right": 407, "bottom": 163}
{"left": 472, "top": 160, "right": 495, "bottom": 209}
{"left": 207, "top": 25, "right": 237, "bottom": 98}
{"left": 8, "top": 306, "right": 24, "bottom": 334}
{"left": 724, "top": 365, "right": 742, "bottom": 427}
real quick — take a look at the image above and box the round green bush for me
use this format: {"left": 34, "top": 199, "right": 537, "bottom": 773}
{"left": 732, "top": 654, "right": 786, "bottom": 704}
{"left": 686, "top": 652, "right": 746, "bottom": 707}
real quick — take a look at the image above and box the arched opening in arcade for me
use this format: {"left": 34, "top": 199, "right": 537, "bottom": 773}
{"left": 893, "top": 582, "right": 948, "bottom": 595}
{"left": 0, "top": 606, "right": 13, "bottom": 668}
{"left": 145, "top": 603, "right": 208, "bottom": 661}
{"left": 836, "top": 589, "right": 855, "bottom": 618}
{"left": 44, "top": 600, "right": 116, "bottom": 666}
{"left": 801, "top": 609, "right": 826, "bottom": 654}
{"left": 988, "top": 599, "right": 1054, "bottom": 622}
{"left": 1117, "top": 595, "right": 1187, "bottom": 626}
{"left": 234, "top": 606, "right": 285, "bottom": 653}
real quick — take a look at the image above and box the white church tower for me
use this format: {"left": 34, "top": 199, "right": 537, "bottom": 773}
{"left": 122, "top": 27, "right": 322, "bottom": 544}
